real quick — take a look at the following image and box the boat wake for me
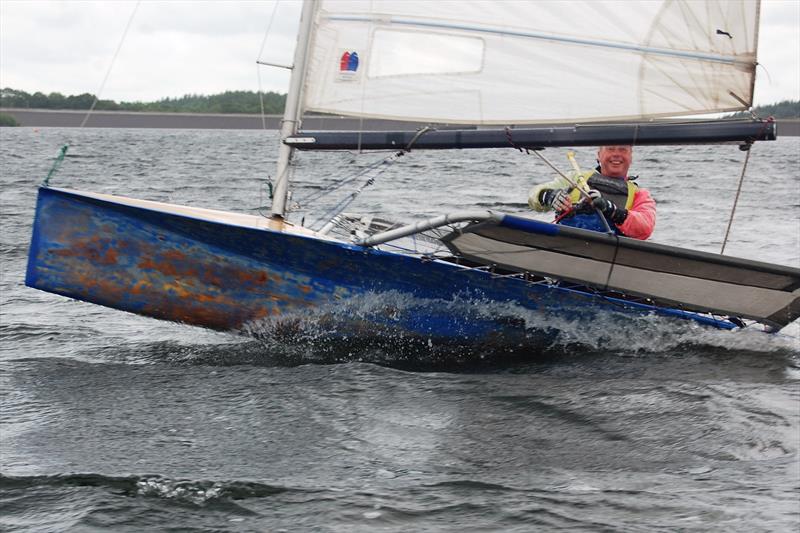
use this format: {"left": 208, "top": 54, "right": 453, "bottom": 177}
{"left": 233, "top": 291, "right": 798, "bottom": 368}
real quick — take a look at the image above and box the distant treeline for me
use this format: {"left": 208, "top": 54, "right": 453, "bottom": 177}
{"left": 0, "top": 88, "right": 287, "bottom": 115}
{"left": 2, "top": 88, "right": 798, "bottom": 119}
{"left": 730, "top": 99, "right": 799, "bottom": 119}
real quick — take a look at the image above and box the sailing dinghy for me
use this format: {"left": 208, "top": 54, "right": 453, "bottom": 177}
{"left": 26, "top": 0, "right": 799, "bottom": 344}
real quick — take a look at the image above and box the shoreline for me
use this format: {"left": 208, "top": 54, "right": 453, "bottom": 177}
{"left": 2, "top": 108, "right": 799, "bottom": 135}
{"left": 0, "top": 108, "right": 445, "bottom": 131}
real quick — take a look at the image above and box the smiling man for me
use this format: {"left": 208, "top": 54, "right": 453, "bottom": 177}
{"left": 528, "top": 145, "right": 656, "bottom": 240}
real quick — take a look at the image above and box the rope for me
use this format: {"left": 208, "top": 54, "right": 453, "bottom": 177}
{"left": 505, "top": 126, "right": 532, "bottom": 153}
{"left": 720, "top": 144, "right": 753, "bottom": 255}
{"left": 521, "top": 140, "right": 620, "bottom": 286}
{"left": 42, "top": 145, "right": 68, "bottom": 187}
{"left": 602, "top": 236, "right": 621, "bottom": 291}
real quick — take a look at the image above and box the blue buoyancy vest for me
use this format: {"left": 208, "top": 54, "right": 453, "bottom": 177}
{"left": 558, "top": 172, "right": 637, "bottom": 235}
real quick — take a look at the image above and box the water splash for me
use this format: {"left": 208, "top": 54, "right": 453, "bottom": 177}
{"left": 0, "top": 473, "right": 295, "bottom": 506}
{"left": 236, "top": 291, "right": 798, "bottom": 368}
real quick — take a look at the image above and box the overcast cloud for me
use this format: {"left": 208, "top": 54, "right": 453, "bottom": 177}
{"left": 0, "top": 0, "right": 302, "bottom": 101}
{"left": 0, "top": 0, "right": 797, "bottom": 106}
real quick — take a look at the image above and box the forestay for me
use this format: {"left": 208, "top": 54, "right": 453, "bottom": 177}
{"left": 303, "top": 0, "right": 760, "bottom": 124}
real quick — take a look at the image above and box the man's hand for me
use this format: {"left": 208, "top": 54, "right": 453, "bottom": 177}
{"left": 542, "top": 189, "right": 572, "bottom": 212}
{"left": 592, "top": 197, "right": 628, "bottom": 224}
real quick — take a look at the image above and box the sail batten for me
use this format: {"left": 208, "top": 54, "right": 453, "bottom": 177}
{"left": 326, "top": 14, "right": 750, "bottom": 66}
{"left": 303, "top": 0, "right": 760, "bottom": 124}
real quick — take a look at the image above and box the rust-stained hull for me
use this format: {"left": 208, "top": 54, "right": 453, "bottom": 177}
{"left": 27, "top": 188, "right": 338, "bottom": 330}
{"left": 26, "top": 187, "right": 741, "bottom": 340}
{"left": 25, "top": 187, "right": 538, "bottom": 337}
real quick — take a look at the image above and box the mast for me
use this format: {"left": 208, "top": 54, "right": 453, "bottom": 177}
{"left": 271, "top": 0, "right": 318, "bottom": 219}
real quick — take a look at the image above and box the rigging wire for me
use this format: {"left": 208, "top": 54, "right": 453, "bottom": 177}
{"left": 298, "top": 154, "right": 396, "bottom": 206}
{"left": 256, "top": 0, "right": 283, "bottom": 131}
{"left": 308, "top": 150, "right": 406, "bottom": 232}
{"left": 79, "top": 1, "right": 141, "bottom": 129}
{"left": 256, "top": 66, "right": 267, "bottom": 131}
{"left": 304, "top": 127, "right": 434, "bottom": 231}
{"left": 43, "top": 1, "right": 140, "bottom": 187}
{"left": 254, "top": 0, "right": 287, "bottom": 217}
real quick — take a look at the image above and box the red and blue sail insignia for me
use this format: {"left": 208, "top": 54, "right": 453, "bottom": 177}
{"left": 339, "top": 51, "right": 359, "bottom": 72}
{"left": 337, "top": 50, "right": 360, "bottom": 81}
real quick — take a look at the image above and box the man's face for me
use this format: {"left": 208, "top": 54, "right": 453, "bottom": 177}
{"left": 598, "top": 146, "right": 632, "bottom": 178}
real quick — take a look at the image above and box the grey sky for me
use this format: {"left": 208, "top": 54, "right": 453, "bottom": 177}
{"left": 1, "top": 0, "right": 797, "bottom": 107}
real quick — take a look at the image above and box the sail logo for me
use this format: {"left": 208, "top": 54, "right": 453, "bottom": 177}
{"left": 337, "top": 50, "right": 360, "bottom": 81}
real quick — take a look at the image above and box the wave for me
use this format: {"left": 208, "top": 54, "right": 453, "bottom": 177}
{"left": 0, "top": 473, "right": 302, "bottom": 505}
{"left": 0, "top": 323, "right": 72, "bottom": 343}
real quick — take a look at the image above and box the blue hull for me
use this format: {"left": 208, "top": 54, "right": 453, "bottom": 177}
{"left": 25, "top": 187, "right": 737, "bottom": 341}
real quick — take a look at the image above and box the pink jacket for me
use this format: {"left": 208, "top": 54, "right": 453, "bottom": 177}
{"left": 618, "top": 188, "right": 656, "bottom": 240}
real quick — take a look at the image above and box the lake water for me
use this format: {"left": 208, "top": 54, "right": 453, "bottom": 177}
{"left": 1, "top": 127, "right": 799, "bottom": 531}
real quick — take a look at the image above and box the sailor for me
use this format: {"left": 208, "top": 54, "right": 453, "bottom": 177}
{"left": 528, "top": 145, "right": 656, "bottom": 240}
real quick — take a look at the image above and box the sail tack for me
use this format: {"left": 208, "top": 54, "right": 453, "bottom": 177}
{"left": 303, "top": 0, "right": 760, "bottom": 124}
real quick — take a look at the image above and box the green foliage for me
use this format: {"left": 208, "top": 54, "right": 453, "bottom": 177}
{"left": 1, "top": 88, "right": 29, "bottom": 108}
{"left": 0, "top": 88, "right": 121, "bottom": 111}
{"left": 730, "top": 100, "right": 800, "bottom": 119}
{"left": 2, "top": 87, "right": 794, "bottom": 120}
{"left": 0, "top": 87, "right": 286, "bottom": 115}
{"left": 0, "top": 112, "right": 19, "bottom": 126}
{"left": 118, "top": 90, "right": 286, "bottom": 114}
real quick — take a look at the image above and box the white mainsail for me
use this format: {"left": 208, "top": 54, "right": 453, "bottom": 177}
{"left": 302, "top": 0, "right": 760, "bottom": 124}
